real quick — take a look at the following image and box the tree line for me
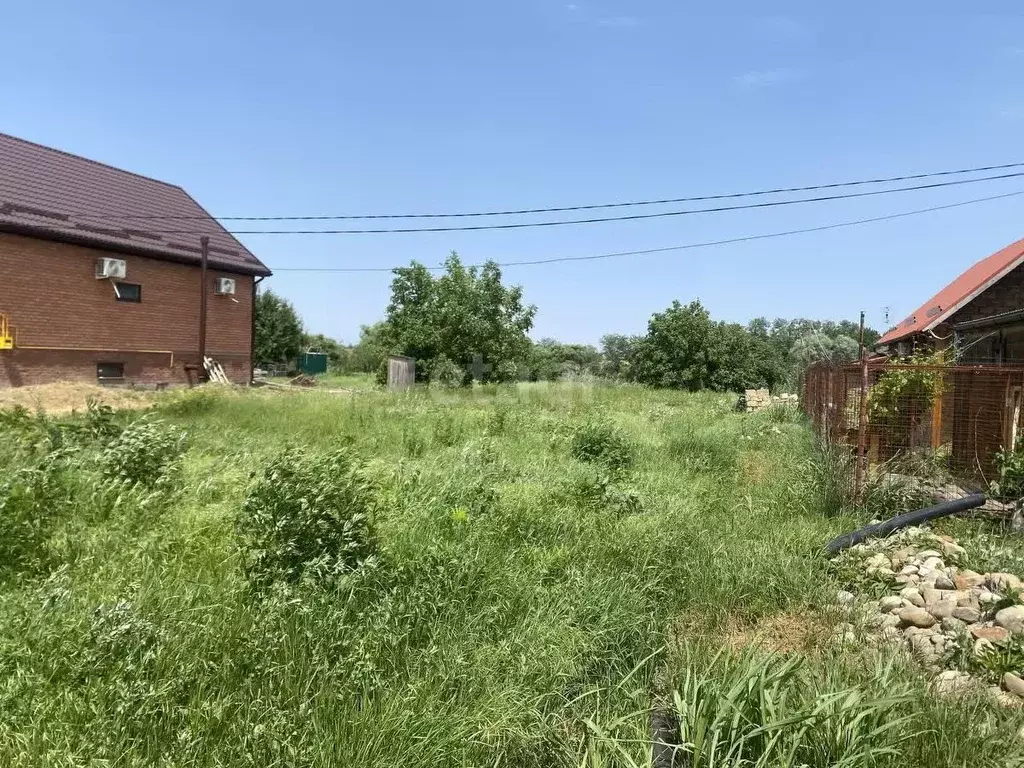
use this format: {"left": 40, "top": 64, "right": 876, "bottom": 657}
{"left": 255, "top": 252, "right": 878, "bottom": 391}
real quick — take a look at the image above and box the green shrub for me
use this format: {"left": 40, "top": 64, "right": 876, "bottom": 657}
{"left": 0, "top": 468, "right": 60, "bottom": 579}
{"left": 79, "top": 399, "right": 122, "bottom": 442}
{"left": 993, "top": 436, "right": 1024, "bottom": 500}
{"left": 568, "top": 473, "right": 644, "bottom": 516}
{"left": 569, "top": 420, "right": 635, "bottom": 472}
{"left": 429, "top": 355, "right": 466, "bottom": 388}
{"left": 237, "top": 447, "right": 377, "bottom": 590}
{"left": 101, "top": 418, "right": 188, "bottom": 487}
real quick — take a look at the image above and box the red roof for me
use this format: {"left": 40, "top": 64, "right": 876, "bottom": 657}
{"left": 0, "top": 133, "right": 270, "bottom": 276}
{"left": 878, "top": 236, "right": 1024, "bottom": 345}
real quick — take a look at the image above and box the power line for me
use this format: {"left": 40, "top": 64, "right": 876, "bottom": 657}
{"left": 267, "top": 188, "right": 1024, "bottom": 273}
{"left": 57, "top": 160, "right": 1024, "bottom": 221}
{"left": 124, "top": 171, "right": 1024, "bottom": 235}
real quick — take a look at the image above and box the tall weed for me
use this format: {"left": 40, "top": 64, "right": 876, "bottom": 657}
{"left": 237, "top": 447, "right": 377, "bottom": 590}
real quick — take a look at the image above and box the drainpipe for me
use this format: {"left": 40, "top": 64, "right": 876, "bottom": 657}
{"left": 198, "top": 236, "right": 209, "bottom": 381}
{"left": 251, "top": 275, "right": 265, "bottom": 384}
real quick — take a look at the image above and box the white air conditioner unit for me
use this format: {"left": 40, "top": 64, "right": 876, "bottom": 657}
{"left": 95, "top": 258, "right": 127, "bottom": 279}
{"left": 214, "top": 277, "right": 236, "bottom": 295}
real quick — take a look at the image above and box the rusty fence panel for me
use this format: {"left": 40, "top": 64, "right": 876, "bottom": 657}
{"left": 802, "top": 362, "right": 1024, "bottom": 505}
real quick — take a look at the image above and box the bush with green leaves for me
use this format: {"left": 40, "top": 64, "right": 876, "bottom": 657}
{"left": 101, "top": 418, "right": 188, "bottom": 487}
{"left": 993, "top": 435, "right": 1024, "bottom": 500}
{"left": 569, "top": 419, "right": 635, "bottom": 472}
{"left": 567, "top": 472, "right": 645, "bottom": 516}
{"left": 0, "top": 466, "right": 65, "bottom": 579}
{"left": 429, "top": 355, "right": 466, "bottom": 388}
{"left": 237, "top": 447, "right": 377, "bottom": 590}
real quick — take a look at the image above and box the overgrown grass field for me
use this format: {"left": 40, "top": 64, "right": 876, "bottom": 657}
{"left": 0, "top": 382, "right": 1020, "bottom": 766}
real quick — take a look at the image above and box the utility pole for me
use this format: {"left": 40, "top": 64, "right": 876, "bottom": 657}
{"left": 855, "top": 310, "right": 869, "bottom": 504}
{"left": 198, "top": 236, "right": 209, "bottom": 381}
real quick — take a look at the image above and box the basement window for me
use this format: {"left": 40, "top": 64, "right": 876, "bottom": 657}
{"left": 96, "top": 362, "right": 124, "bottom": 381}
{"left": 114, "top": 282, "right": 142, "bottom": 302}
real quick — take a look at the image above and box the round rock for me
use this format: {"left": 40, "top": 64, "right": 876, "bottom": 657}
{"left": 978, "top": 590, "right": 1000, "bottom": 606}
{"left": 987, "top": 685, "right": 1023, "bottom": 709}
{"left": 926, "top": 600, "right": 957, "bottom": 620}
{"left": 933, "top": 670, "right": 975, "bottom": 698}
{"left": 899, "top": 606, "right": 937, "bottom": 629}
{"left": 971, "top": 625, "right": 1011, "bottom": 643}
{"left": 989, "top": 573, "right": 1023, "bottom": 593}
{"left": 900, "top": 587, "right": 925, "bottom": 608}
{"left": 955, "top": 571, "right": 986, "bottom": 590}
{"left": 934, "top": 573, "right": 956, "bottom": 590}
{"left": 952, "top": 606, "right": 981, "bottom": 624}
{"left": 941, "top": 615, "right": 966, "bottom": 633}
{"left": 1005, "top": 672, "right": 1024, "bottom": 699}
{"left": 996, "top": 606, "right": 1024, "bottom": 635}
{"left": 879, "top": 595, "right": 903, "bottom": 613}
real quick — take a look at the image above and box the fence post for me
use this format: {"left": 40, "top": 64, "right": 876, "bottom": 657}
{"left": 855, "top": 312, "right": 869, "bottom": 504}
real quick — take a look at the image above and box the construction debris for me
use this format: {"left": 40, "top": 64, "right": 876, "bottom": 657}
{"left": 203, "top": 357, "right": 231, "bottom": 385}
{"left": 738, "top": 389, "right": 799, "bottom": 413}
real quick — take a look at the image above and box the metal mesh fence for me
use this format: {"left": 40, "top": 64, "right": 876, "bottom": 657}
{"left": 803, "top": 361, "right": 1024, "bottom": 508}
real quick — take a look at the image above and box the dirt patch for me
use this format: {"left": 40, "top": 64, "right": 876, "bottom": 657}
{"left": 669, "top": 609, "right": 829, "bottom": 656}
{"left": 0, "top": 382, "right": 155, "bottom": 415}
{"left": 741, "top": 451, "right": 771, "bottom": 486}
{"left": 722, "top": 611, "right": 827, "bottom": 654}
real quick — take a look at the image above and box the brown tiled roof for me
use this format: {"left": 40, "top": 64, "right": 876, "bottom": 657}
{"left": 0, "top": 133, "right": 270, "bottom": 276}
{"left": 878, "top": 236, "right": 1024, "bottom": 345}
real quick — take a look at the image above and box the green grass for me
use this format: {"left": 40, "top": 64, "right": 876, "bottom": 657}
{"left": 268, "top": 371, "right": 377, "bottom": 390}
{"left": 0, "top": 383, "right": 1020, "bottom": 766}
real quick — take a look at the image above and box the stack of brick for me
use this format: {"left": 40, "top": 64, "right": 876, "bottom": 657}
{"left": 741, "top": 389, "right": 799, "bottom": 413}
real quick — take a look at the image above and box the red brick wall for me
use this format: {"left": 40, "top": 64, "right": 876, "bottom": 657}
{"left": 0, "top": 232, "right": 255, "bottom": 387}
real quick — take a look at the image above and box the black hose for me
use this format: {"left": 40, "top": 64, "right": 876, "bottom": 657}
{"left": 824, "top": 493, "right": 986, "bottom": 555}
{"left": 651, "top": 710, "right": 681, "bottom": 768}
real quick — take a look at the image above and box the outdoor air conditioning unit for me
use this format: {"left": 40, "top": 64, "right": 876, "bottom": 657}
{"left": 95, "top": 257, "right": 127, "bottom": 279}
{"left": 214, "top": 277, "right": 236, "bottom": 295}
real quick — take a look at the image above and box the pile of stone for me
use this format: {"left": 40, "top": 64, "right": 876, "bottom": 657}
{"left": 740, "top": 389, "right": 800, "bottom": 413}
{"left": 833, "top": 527, "right": 1024, "bottom": 706}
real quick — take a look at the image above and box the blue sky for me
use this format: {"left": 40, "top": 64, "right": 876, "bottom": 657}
{"left": 2, "top": 1, "right": 1024, "bottom": 344}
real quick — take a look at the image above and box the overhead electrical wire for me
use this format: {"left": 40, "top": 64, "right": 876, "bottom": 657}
{"left": 266, "top": 188, "right": 1024, "bottom": 273}
{"left": 55, "top": 160, "right": 1024, "bottom": 221}
{"left": 83, "top": 171, "right": 1024, "bottom": 235}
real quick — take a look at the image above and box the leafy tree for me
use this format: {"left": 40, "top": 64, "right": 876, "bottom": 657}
{"left": 254, "top": 289, "right": 304, "bottom": 366}
{"left": 630, "top": 300, "right": 787, "bottom": 392}
{"left": 599, "top": 334, "right": 642, "bottom": 378}
{"left": 379, "top": 252, "right": 536, "bottom": 385}
{"left": 789, "top": 333, "right": 860, "bottom": 369}
{"left": 302, "top": 333, "right": 349, "bottom": 371}
{"left": 348, "top": 323, "right": 388, "bottom": 374}
{"left": 631, "top": 300, "right": 717, "bottom": 390}
{"left": 527, "top": 338, "right": 601, "bottom": 381}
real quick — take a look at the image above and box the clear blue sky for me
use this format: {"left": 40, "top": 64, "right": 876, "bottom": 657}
{"left": 2, "top": 1, "right": 1023, "bottom": 344}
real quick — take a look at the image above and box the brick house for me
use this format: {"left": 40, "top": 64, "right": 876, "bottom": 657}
{"left": 877, "top": 236, "right": 1024, "bottom": 363}
{"left": 0, "top": 133, "right": 271, "bottom": 388}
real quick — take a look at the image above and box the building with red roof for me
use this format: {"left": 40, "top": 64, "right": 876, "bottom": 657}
{"left": 0, "top": 133, "right": 271, "bottom": 387}
{"left": 877, "top": 236, "right": 1024, "bottom": 363}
